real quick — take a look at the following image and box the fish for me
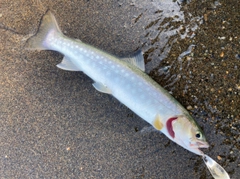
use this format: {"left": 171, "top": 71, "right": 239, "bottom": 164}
{"left": 25, "top": 10, "right": 209, "bottom": 156}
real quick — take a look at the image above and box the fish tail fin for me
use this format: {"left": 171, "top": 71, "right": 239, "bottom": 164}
{"left": 25, "top": 10, "right": 62, "bottom": 50}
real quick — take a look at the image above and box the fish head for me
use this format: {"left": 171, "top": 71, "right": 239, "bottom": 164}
{"left": 166, "top": 115, "right": 209, "bottom": 155}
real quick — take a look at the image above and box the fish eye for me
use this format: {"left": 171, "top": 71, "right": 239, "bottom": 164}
{"left": 195, "top": 132, "right": 201, "bottom": 139}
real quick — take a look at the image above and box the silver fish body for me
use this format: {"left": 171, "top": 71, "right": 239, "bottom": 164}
{"left": 26, "top": 11, "right": 209, "bottom": 155}
{"left": 46, "top": 30, "right": 185, "bottom": 130}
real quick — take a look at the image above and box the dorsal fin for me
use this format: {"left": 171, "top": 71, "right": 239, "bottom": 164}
{"left": 121, "top": 50, "right": 145, "bottom": 72}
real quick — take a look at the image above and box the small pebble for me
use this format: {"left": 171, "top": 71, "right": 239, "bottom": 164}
{"left": 220, "top": 51, "right": 224, "bottom": 57}
{"left": 204, "top": 14, "right": 208, "bottom": 21}
{"left": 236, "top": 84, "right": 240, "bottom": 90}
{"left": 217, "top": 156, "right": 222, "bottom": 160}
{"left": 235, "top": 54, "right": 240, "bottom": 60}
{"left": 218, "top": 36, "right": 226, "bottom": 40}
{"left": 187, "top": 105, "right": 193, "bottom": 110}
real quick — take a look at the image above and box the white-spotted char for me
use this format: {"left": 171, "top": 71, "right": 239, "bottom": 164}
{"left": 25, "top": 11, "right": 209, "bottom": 156}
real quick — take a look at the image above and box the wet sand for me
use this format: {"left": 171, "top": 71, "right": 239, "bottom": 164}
{"left": 0, "top": 0, "right": 239, "bottom": 178}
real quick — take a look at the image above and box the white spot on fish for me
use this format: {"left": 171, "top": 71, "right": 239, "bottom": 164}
{"left": 124, "top": 73, "right": 129, "bottom": 77}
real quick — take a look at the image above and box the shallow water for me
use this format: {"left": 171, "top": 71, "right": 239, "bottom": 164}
{"left": 131, "top": 0, "right": 203, "bottom": 73}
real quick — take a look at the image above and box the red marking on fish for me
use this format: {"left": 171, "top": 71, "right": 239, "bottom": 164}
{"left": 166, "top": 117, "right": 178, "bottom": 138}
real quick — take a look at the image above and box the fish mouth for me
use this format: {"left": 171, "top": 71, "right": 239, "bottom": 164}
{"left": 188, "top": 141, "right": 210, "bottom": 155}
{"left": 197, "top": 141, "right": 209, "bottom": 149}
{"left": 191, "top": 142, "right": 209, "bottom": 156}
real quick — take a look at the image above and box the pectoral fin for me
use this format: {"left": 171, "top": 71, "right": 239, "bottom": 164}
{"left": 152, "top": 114, "right": 164, "bottom": 131}
{"left": 57, "top": 56, "right": 81, "bottom": 71}
{"left": 93, "top": 82, "right": 111, "bottom": 94}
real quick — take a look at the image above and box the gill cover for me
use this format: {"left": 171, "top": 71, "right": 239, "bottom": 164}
{"left": 167, "top": 115, "right": 209, "bottom": 155}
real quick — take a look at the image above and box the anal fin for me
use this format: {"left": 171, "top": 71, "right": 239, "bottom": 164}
{"left": 93, "top": 82, "right": 111, "bottom": 94}
{"left": 57, "top": 56, "right": 81, "bottom": 71}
